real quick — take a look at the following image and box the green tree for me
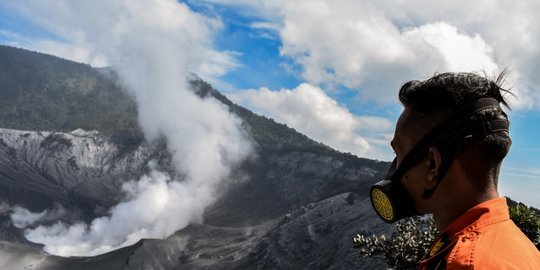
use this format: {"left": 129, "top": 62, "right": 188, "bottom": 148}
{"left": 509, "top": 202, "right": 540, "bottom": 249}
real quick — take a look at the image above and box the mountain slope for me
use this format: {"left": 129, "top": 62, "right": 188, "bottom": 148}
{"left": 0, "top": 45, "right": 392, "bottom": 269}
{"left": 0, "top": 45, "right": 143, "bottom": 146}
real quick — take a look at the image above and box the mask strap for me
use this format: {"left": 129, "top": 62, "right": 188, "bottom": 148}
{"left": 420, "top": 118, "right": 509, "bottom": 199}
{"left": 392, "top": 98, "right": 502, "bottom": 183}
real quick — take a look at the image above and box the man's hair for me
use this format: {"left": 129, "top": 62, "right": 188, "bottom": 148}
{"left": 398, "top": 72, "right": 512, "bottom": 184}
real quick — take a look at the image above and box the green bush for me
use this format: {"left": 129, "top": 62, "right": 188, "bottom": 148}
{"left": 353, "top": 216, "right": 438, "bottom": 270}
{"left": 509, "top": 202, "right": 540, "bottom": 249}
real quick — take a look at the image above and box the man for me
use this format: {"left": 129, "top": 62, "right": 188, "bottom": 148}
{"left": 370, "top": 72, "right": 540, "bottom": 269}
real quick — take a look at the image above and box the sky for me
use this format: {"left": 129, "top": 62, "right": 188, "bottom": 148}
{"left": 1, "top": 0, "right": 539, "bottom": 209}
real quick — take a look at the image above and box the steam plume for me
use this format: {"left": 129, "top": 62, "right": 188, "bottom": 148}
{"left": 9, "top": 0, "right": 251, "bottom": 256}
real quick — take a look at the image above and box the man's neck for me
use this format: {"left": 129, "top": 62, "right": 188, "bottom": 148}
{"left": 433, "top": 186, "right": 499, "bottom": 231}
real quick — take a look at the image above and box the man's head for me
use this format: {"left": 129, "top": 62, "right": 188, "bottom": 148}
{"left": 392, "top": 72, "right": 512, "bottom": 217}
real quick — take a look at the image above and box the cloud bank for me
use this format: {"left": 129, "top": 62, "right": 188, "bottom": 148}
{"left": 277, "top": 2, "right": 498, "bottom": 104}
{"left": 8, "top": 0, "right": 251, "bottom": 257}
{"left": 207, "top": 0, "right": 540, "bottom": 110}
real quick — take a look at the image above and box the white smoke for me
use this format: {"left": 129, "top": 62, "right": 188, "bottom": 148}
{"left": 23, "top": 169, "right": 231, "bottom": 256}
{"left": 11, "top": 205, "right": 67, "bottom": 229}
{"left": 8, "top": 0, "right": 252, "bottom": 256}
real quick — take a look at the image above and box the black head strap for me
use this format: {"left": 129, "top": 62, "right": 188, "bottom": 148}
{"left": 391, "top": 98, "right": 509, "bottom": 197}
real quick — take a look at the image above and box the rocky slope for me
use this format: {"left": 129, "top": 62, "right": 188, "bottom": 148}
{"left": 0, "top": 128, "right": 150, "bottom": 211}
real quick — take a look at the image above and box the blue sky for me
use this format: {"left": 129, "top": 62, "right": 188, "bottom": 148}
{"left": 1, "top": 0, "right": 540, "bottom": 208}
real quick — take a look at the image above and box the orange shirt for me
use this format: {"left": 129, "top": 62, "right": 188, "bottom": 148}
{"left": 419, "top": 197, "right": 540, "bottom": 269}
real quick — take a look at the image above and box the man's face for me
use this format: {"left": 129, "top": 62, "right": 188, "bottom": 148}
{"left": 391, "top": 107, "right": 433, "bottom": 214}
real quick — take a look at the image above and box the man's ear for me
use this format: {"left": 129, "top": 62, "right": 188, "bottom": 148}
{"left": 426, "top": 146, "right": 442, "bottom": 183}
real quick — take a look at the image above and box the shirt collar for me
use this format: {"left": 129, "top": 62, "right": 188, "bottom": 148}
{"left": 443, "top": 197, "right": 510, "bottom": 236}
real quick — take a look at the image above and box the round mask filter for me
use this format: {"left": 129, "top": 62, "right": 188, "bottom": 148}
{"left": 370, "top": 183, "right": 396, "bottom": 223}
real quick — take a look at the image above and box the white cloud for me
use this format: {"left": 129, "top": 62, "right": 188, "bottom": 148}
{"left": 248, "top": 21, "right": 280, "bottom": 40}
{"left": 276, "top": 1, "right": 499, "bottom": 104}
{"left": 249, "top": 21, "right": 279, "bottom": 31}
{"left": 8, "top": 0, "right": 252, "bottom": 257}
{"left": 228, "top": 83, "right": 393, "bottom": 160}
{"left": 196, "top": 50, "right": 241, "bottom": 78}
{"left": 402, "top": 22, "right": 497, "bottom": 73}
{"left": 371, "top": 0, "right": 540, "bottom": 110}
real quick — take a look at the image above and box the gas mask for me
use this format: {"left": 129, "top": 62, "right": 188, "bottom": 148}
{"left": 370, "top": 98, "right": 510, "bottom": 223}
